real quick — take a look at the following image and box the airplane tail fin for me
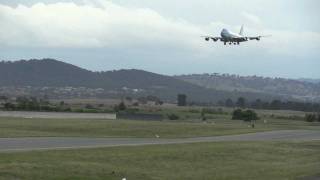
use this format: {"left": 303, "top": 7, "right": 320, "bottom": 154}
{"left": 239, "top": 25, "right": 244, "bottom": 36}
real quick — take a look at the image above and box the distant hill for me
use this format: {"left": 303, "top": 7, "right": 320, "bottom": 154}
{"left": 298, "top": 78, "right": 320, "bottom": 84}
{"left": 0, "top": 59, "right": 309, "bottom": 103}
{"left": 176, "top": 73, "right": 320, "bottom": 102}
{"left": 0, "top": 59, "right": 94, "bottom": 87}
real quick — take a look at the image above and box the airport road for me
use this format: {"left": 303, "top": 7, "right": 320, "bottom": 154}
{"left": 0, "top": 130, "right": 319, "bottom": 152}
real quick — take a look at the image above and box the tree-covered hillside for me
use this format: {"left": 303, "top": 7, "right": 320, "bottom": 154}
{"left": 176, "top": 73, "right": 320, "bottom": 102}
{"left": 0, "top": 59, "right": 302, "bottom": 103}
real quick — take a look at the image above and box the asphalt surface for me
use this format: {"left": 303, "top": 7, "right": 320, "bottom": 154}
{"left": 0, "top": 111, "right": 116, "bottom": 119}
{"left": 0, "top": 130, "right": 319, "bottom": 152}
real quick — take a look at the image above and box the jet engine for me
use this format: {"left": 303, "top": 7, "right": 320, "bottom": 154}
{"left": 212, "top": 38, "right": 218, "bottom": 42}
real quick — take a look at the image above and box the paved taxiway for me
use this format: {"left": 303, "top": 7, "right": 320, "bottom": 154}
{"left": 0, "top": 130, "right": 319, "bottom": 152}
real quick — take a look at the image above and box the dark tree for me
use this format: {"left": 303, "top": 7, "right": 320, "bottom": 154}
{"left": 236, "top": 97, "right": 246, "bottom": 108}
{"left": 305, "top": 114, "right": 317, "bottom": 122}
{"left": 118, "top": 101, "right": 126, "bottom": 111}
{"left": 251, "top": 99, "right": 262, "bottom": 109}
{"left": 225, "top": 98, "right": 234, "bottom": 107}
{"left": 0, "top": 96, "right": 8, "bottom": 101}
{"left": 85, "top": 104, "right": 94, "bottom": 109}
{"left": 201, "top": 108, "right": 206, "bottom": 121}
{"left": 270, "top": 100, "right": 282, "bottom": 110}
{"left": 125, "top": 97, "right": 133, "bottom": 102}
{"left": 232, "top": 109, "right": 243, "bottom": 120}
{"left": 137, "top": 97, "right": 148, "bottom": 104}
{"left": 232, "top": 109, "right": 259, "bottom": 121}
{"left": 4, "top": 102, "right": 15, "bottom": 110}
{"left": 167, "top": 113, "right": 179, "bottom": 120}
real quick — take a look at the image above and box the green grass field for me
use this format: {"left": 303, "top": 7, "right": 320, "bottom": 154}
{"left": 1, "top": 108, "right": 319, "bottom": 180}
{"left": 0, "top": 116, "right": 319, "bottom": 138}
{"left": 0, "top": 141, "right": 319, "bottom": 180}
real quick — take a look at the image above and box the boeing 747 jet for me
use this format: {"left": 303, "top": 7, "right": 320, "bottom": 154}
{"left": 203, "top": 25, "right": 270, "bottom": 45}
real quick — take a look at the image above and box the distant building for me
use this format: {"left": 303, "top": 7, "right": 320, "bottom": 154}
{"left": 177, "top": 94, "right": 187, "bottom": 106}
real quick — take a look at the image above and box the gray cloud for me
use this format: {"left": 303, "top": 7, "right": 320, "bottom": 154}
{"left": 0, "top": 0, "right": 320, "bottom": 78}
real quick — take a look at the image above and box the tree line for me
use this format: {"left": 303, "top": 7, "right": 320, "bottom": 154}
{"left": 0, "top": 96, "right": 71, "bottom": 112}
{"left": 221, "top": 97, "right": 320, "bottom": 112}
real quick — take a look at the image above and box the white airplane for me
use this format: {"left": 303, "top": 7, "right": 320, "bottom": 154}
{"left": 203, "top": 25, "right": 270, "bottom": 45}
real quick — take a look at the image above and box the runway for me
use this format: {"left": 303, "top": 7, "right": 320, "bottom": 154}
{"left": 0, "top": 111, "right": 116, "bottom": 119}
{"left": 0, "top": 130, "right": 319, "bottom": 152}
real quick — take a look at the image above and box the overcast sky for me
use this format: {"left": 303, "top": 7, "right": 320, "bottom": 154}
{"left": 0, "top": 0, "right": 319, "bottom": 78}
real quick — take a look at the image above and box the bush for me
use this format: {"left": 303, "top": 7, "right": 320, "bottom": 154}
{"left": 125, "top": 108, "right": 139, "bottom": 114}
{"left": 202, "top": 108, "right": 217, "bottom": 114}
{"left": 73, "top": 109, "right": 84, "bottom": 113}
{"left": 242, "top": 110, "right": 259, "bottom": 121}
{"left": 114, "top": 102, "right": 127, "bottom": 112}
{"left": 305, "top": 114, "right": 317, "bottom": 122}
{"left": 202, "top": 108, "right": 226, "bottom": 115}
{"left": 118, "top": 102, "right": 126, "bottom": 111}
{"left": 82, "top": 109, "right": 100, "bottom": 113}
{"left": 63, "top": 107, "right": 72, "bottom": 112}
{"left": 189, "top": 109, "right": 200, "bottom": 113}
{"left": 167, "top": 113, "right": 180, "bottom": 120}
{"left": 85, "top": 104, "right": 94, "bottom": 109}
{"left": 232, "top": 109, "right": 259, "bottom": 121}
{"left": 4, "top": 102, "right": 16, "bottom": 110}
{"left": 232, "top": 109, "right": 243, "bottom": 120}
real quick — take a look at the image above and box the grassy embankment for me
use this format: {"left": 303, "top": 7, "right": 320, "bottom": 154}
{"left": 0, "top": 141, "right": 319, "bottom": 180}
{"left": 0, "top": 115, "right": 318, "bottom": 138}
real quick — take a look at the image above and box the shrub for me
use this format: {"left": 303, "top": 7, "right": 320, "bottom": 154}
{"left": 63, "top": 107, "right": 72, "bottom": 112}
{"left": 167, "top": 113, "right": 179, "bottom": 120}
{"left": 4, "top": 102, "right": 16, "bottom": 110}
{"left": 125, "top": 108, "right": 139, "bottom": 114}
{"left": 114, "top": 102, "right": 127, "bottom": 112}
{"left": 232, "top": 109, "right": 243, "bottom": 120}
{"left": 232, "top": 109, "right": 259, "bottom": 121}
{"left": 201, "top": 108, "right": 226, "bottom": 115}
{"left": 189, "top": 109, "right": 200, "bottom": 113}
{"left": 242, "top": 110, "right": 259, "bottom": 121}
{"left": 305, "top": 114, "right": 317, "bottom": 122}
{"left": 73, "top": 109, "right": 84, "bottom": 113}
{"left": 202, "top": 108, "right": 217, "bottom": 114}
{"left": 85, "top": 104, "right": 94, "bottom": 109}
{"left": 82, "top": 109, "right": 100, "bottom": 113}
{"left": 118, "top": 102, "right": 126, "bottom": 111}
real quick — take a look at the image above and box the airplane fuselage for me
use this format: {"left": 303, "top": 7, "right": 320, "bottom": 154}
{"left": 220, "top": 29, "right": 247, "bottom": 43}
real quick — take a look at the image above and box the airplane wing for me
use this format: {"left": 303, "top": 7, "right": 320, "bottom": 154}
{"left": 247, "top": 35, "right": 271, "bottom": 41}
{"left": 201, "top": 36, "right": 222, "bottom": 42}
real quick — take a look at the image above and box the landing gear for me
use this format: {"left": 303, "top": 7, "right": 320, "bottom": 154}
{"left": 224, "top": 41, "right": 240, "bottom": 46}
